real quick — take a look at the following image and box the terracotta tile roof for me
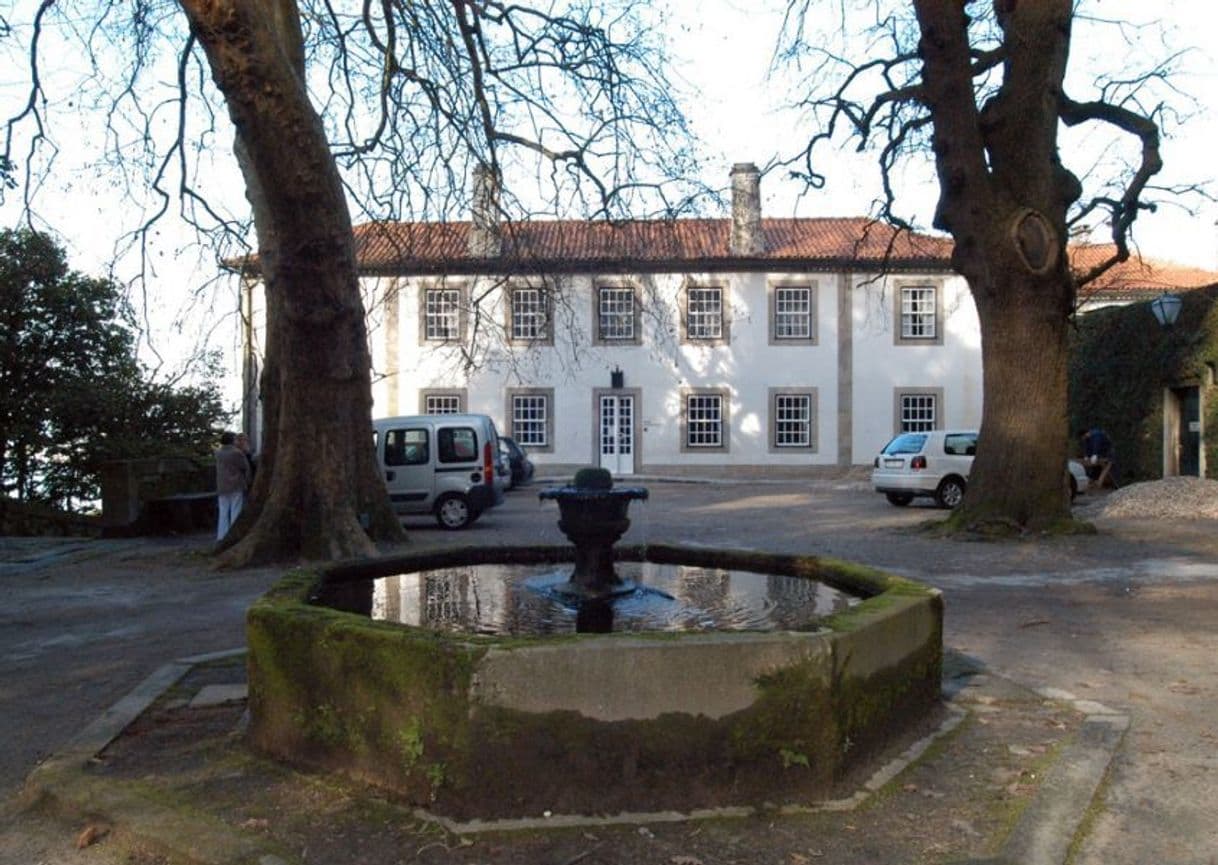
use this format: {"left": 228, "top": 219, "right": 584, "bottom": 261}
{"left": 1072, "top": 243, "right": 1218, "bottom": 304}
{"left": 350, "top": 217, "right": 955, "bottom": 275}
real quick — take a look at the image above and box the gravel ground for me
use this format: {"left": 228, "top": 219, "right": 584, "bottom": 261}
{"left": 1095, "top": 476, "right": 1218, "bottom": 519}
{"left": 3, "top": 480, "right": 1217, "bottom": 865}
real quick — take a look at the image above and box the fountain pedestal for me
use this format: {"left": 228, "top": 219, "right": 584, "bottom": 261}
{"left": 538, "top": 482, "right": 649, "bottom": 598}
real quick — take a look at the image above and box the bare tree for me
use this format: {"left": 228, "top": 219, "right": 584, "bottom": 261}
{"left": 3, "top": 0, "right": 701, "bottom": 564}
{"left": 779, "top": 0, "right": 1195, "bottom": 532}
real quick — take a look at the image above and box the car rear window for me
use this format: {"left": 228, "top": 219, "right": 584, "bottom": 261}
{"left": 882, "top": 433, "right": 927, "bottom": 455}
{"left": 943, "top": 433, "right": 977, "bottom": 456}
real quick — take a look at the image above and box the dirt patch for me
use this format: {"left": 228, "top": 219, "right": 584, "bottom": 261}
{"left": 86, "top": 655, "right": 1083, "bottom": 865}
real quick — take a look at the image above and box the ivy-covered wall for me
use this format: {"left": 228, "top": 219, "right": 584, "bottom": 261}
{"left": 1069, "top": 285, "right": 1218, "bottom": 482}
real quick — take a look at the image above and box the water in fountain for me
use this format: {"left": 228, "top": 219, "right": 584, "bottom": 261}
{"left": 314, "top": 469, "right": 860, "bottom": 634}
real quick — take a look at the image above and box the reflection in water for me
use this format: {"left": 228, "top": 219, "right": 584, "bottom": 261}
{"left": 314, "top": 562, "right": 861, "bottom": 636}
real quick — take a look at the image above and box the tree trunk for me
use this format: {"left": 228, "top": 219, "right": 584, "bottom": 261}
{"left": 179, "top": 0, "right": 403, "bottom": 564}
{"left": 962, "top": 264, "right": 1074, "bottom": 530}
{"left": 914, "top": 0, "right": 1081, "bottom": 532}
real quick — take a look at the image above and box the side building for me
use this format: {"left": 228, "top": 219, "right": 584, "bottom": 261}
{"left": 239, "top": 165, "right": 982, "bottom": 478}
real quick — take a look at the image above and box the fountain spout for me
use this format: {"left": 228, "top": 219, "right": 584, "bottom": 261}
{"left": 538, "top": 467, "right": 649, "bottom": 598}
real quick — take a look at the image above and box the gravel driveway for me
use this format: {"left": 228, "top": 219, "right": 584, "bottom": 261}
{"left": 2, "top": 478, "right": 1216, "bottom": 864}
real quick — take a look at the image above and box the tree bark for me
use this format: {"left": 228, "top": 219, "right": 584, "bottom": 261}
{"left": 179, "top": 0, "right": 403, "bottom": 563}
{"left": 914, "top": 0, "right": 1079, "bottom": 530}
{"left": 965, "top": 264, "right": 1073, "bottom": 529}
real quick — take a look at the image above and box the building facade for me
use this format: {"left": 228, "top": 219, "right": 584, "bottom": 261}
{"left": 242, "top": 165, "right": 984, "bottom": 477}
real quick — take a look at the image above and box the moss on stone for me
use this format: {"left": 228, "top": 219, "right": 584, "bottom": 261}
{"left": 732, "top": 658, "right": 839, "bottom": 782}
{"left": 246, "top": 583, "right": 483, "bottom": 803}
{"left": 245, "top": 543, "right": 942, "bottom": 817}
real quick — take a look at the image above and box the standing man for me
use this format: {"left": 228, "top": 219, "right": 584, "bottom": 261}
{"left": 216, "top": 431, "right": 251, "bottom": 540}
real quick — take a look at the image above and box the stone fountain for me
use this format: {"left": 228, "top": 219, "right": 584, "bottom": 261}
{"left": 534, "top": 466, "right": 649, "bottom": 632}
{"left": 246, "top": 469, "right": 944, "bottom": 823}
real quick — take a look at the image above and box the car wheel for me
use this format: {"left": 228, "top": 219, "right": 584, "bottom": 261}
{"left": 935, "top": 476, "right": 966, "bottom": 509}
{"left": 1069, "top": 474, "right": 1078, "bottom": 500}
{"left": 885, "top": 492, "right": 914, "bottom": 507}
{"left": 434, "top": 494, "right": 473, "bottom": 530}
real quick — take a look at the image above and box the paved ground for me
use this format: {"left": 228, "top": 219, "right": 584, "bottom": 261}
{"left": 2, "top": 478, "right": 1217, "bottom": 864}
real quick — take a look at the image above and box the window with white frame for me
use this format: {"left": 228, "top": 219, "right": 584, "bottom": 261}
{"left": 685, "top": 285, "right": 724, "bottom": 341}
{"left": 900, "top": 393, "right": 938, "bottom": 432}
{"left": 422, "top": 392, "right": 464, "bottom": 414}
{"left": 597, "top": 286, "right": 637, "bottom": 342}
{"left": 899, "top": 285, "right": 938, "bottom": 340}
{"left": 510, "top": 287, "right": 550, "bottom": 342}
{"left": 684, "top": 392, "right": 726, "bottom": 449}
{"left": 423, "top": 288, "right": 461, "bottom": 341}
{"left": 772, "top": 392, "right": 814, "bottom": 448}
{"left": 510, "top": 392, "right": 551, "bottom": 448}
{"left": 773, "top": 285, "right": 813, "bottom": 340}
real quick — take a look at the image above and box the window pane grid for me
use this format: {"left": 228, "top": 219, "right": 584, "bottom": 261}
{"left": 600, "top": 396, "right": 634, "bottom": 455}
{"left": 425, "top": 289, "right": 460, "bottom": 340}
{"left": 687, "top": 287, "right": 723, "bottom": 339}
{"left": 774, "top": 394, "right": 811, "bottom": 447}
{"left": 686, "top": 394, "right": 723, "bottom": 447}
{"left": 900, "top": 286, "right": 936, "bottom": 339}
{"left": 901, "top": 394, "right": 937, "bottom": 432}
{"left": 598, "top": 287, "right": 635, "bottom": 340}
{"left": 511, "top": 288, "right": 547, "bottom": 340}
{"left": 425, "top": 395, "right": 462, "bottom": 414}
{"left": 512, "top": 395, "right": 549, "bottom": 447}
{"left": 774, "top": 287, "right": 811, "bottom": 339}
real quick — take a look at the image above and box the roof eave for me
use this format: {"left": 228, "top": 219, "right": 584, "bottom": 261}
{"left": 355, "top": 256, "right": 956, "bottom": 279}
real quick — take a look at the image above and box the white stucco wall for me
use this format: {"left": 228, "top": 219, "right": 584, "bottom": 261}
{"left": 358, "top": 268, "right": 983, "bottom": 473}
{"left": 850, "top": 273, "right": 982, "bottom": 461}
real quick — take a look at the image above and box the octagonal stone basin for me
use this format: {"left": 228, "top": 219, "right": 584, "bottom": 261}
{"left": 246, "top": 544, "right": 942, "bottom": 821}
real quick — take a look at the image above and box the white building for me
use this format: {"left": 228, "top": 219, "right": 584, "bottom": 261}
{"left": 242, "top": 165, "right": 983, "bottom": 477}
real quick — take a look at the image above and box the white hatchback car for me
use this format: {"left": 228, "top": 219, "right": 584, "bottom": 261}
{"left": 871, "top": 430, "right": 1088, "bottom": 508}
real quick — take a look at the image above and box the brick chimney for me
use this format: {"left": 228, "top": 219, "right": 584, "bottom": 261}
{"left": 468, "top": 164, "right": 502, "bottom": 257}
{"left": 729, "top": 162, "right": 764, "bottom": 256}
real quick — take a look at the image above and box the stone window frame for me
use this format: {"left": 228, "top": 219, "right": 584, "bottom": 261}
{"left": 506, "top": 387, "right": 555, "bottom": 452}
{"left": 419, "top": 389, "right": 467, "bottom": 415}
{"left": 506, "top": 284, "right": 554, "bottom": 346}
{"left": 681, "top": 281, "right": 730, "bottom": 345}
{"left": 893, "top": 387, "right": 945, "bottom": 434}
{"left": 593, "top": 282, "right": 643, "bottom": 345}
{"left": 893, "top": 279, "right": 945, "bottom": 347}
{"left": 680, "top": 387, "right": 731, "bottom": 453}
{"left": 768, "top": 281, "right": 817, "bottom": 345}
{"left": 418, "top": 283, "right": 469, "bottom": 345}
{"left": 768, "top": 387, "right": 818, "bottom": 452}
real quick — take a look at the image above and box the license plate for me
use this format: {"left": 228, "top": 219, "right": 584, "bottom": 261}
{"left": 884, "top": 458, "right": 904, "bottom": 468}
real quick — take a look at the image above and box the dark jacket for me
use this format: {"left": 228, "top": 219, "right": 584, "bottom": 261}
{"left": 216, "top": 444, "right": 251, "bottom": 495}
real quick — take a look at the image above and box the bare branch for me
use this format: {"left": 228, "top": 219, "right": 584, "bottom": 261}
{"left": 1060, "top": 95, "right": 1163, "bottom": 287}
{"left": 2, "top": 0, "right": 57, "bottom": 210}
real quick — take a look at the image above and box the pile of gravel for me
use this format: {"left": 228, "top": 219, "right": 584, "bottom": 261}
{"left": 1095, "top": 476, "right": 1218, "bottom": 520}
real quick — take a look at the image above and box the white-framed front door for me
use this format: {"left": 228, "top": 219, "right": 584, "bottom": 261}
{"left": 597, "top": 392, "right": 636, "bottom": 475}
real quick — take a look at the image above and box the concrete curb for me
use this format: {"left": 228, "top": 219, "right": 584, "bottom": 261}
{"left": 20, "top": 648, "right": 281, "bottom": 865}
{"left": 21, "top": 650, "right": 1128, "bottom": 865}
{"left": 948, "top": 677, "right": 1130, "bottom": 865}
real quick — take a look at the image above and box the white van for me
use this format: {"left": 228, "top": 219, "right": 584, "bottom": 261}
{"left": 373, "top": 414, "right": 506, "bottom": 529}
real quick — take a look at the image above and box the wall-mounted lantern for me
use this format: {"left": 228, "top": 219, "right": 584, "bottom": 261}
{"left": 610, "top": 366, "right": 624, "bottom": 389}
{"left": 1150, "top": 292, "right": 1183, "bottom": 328}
